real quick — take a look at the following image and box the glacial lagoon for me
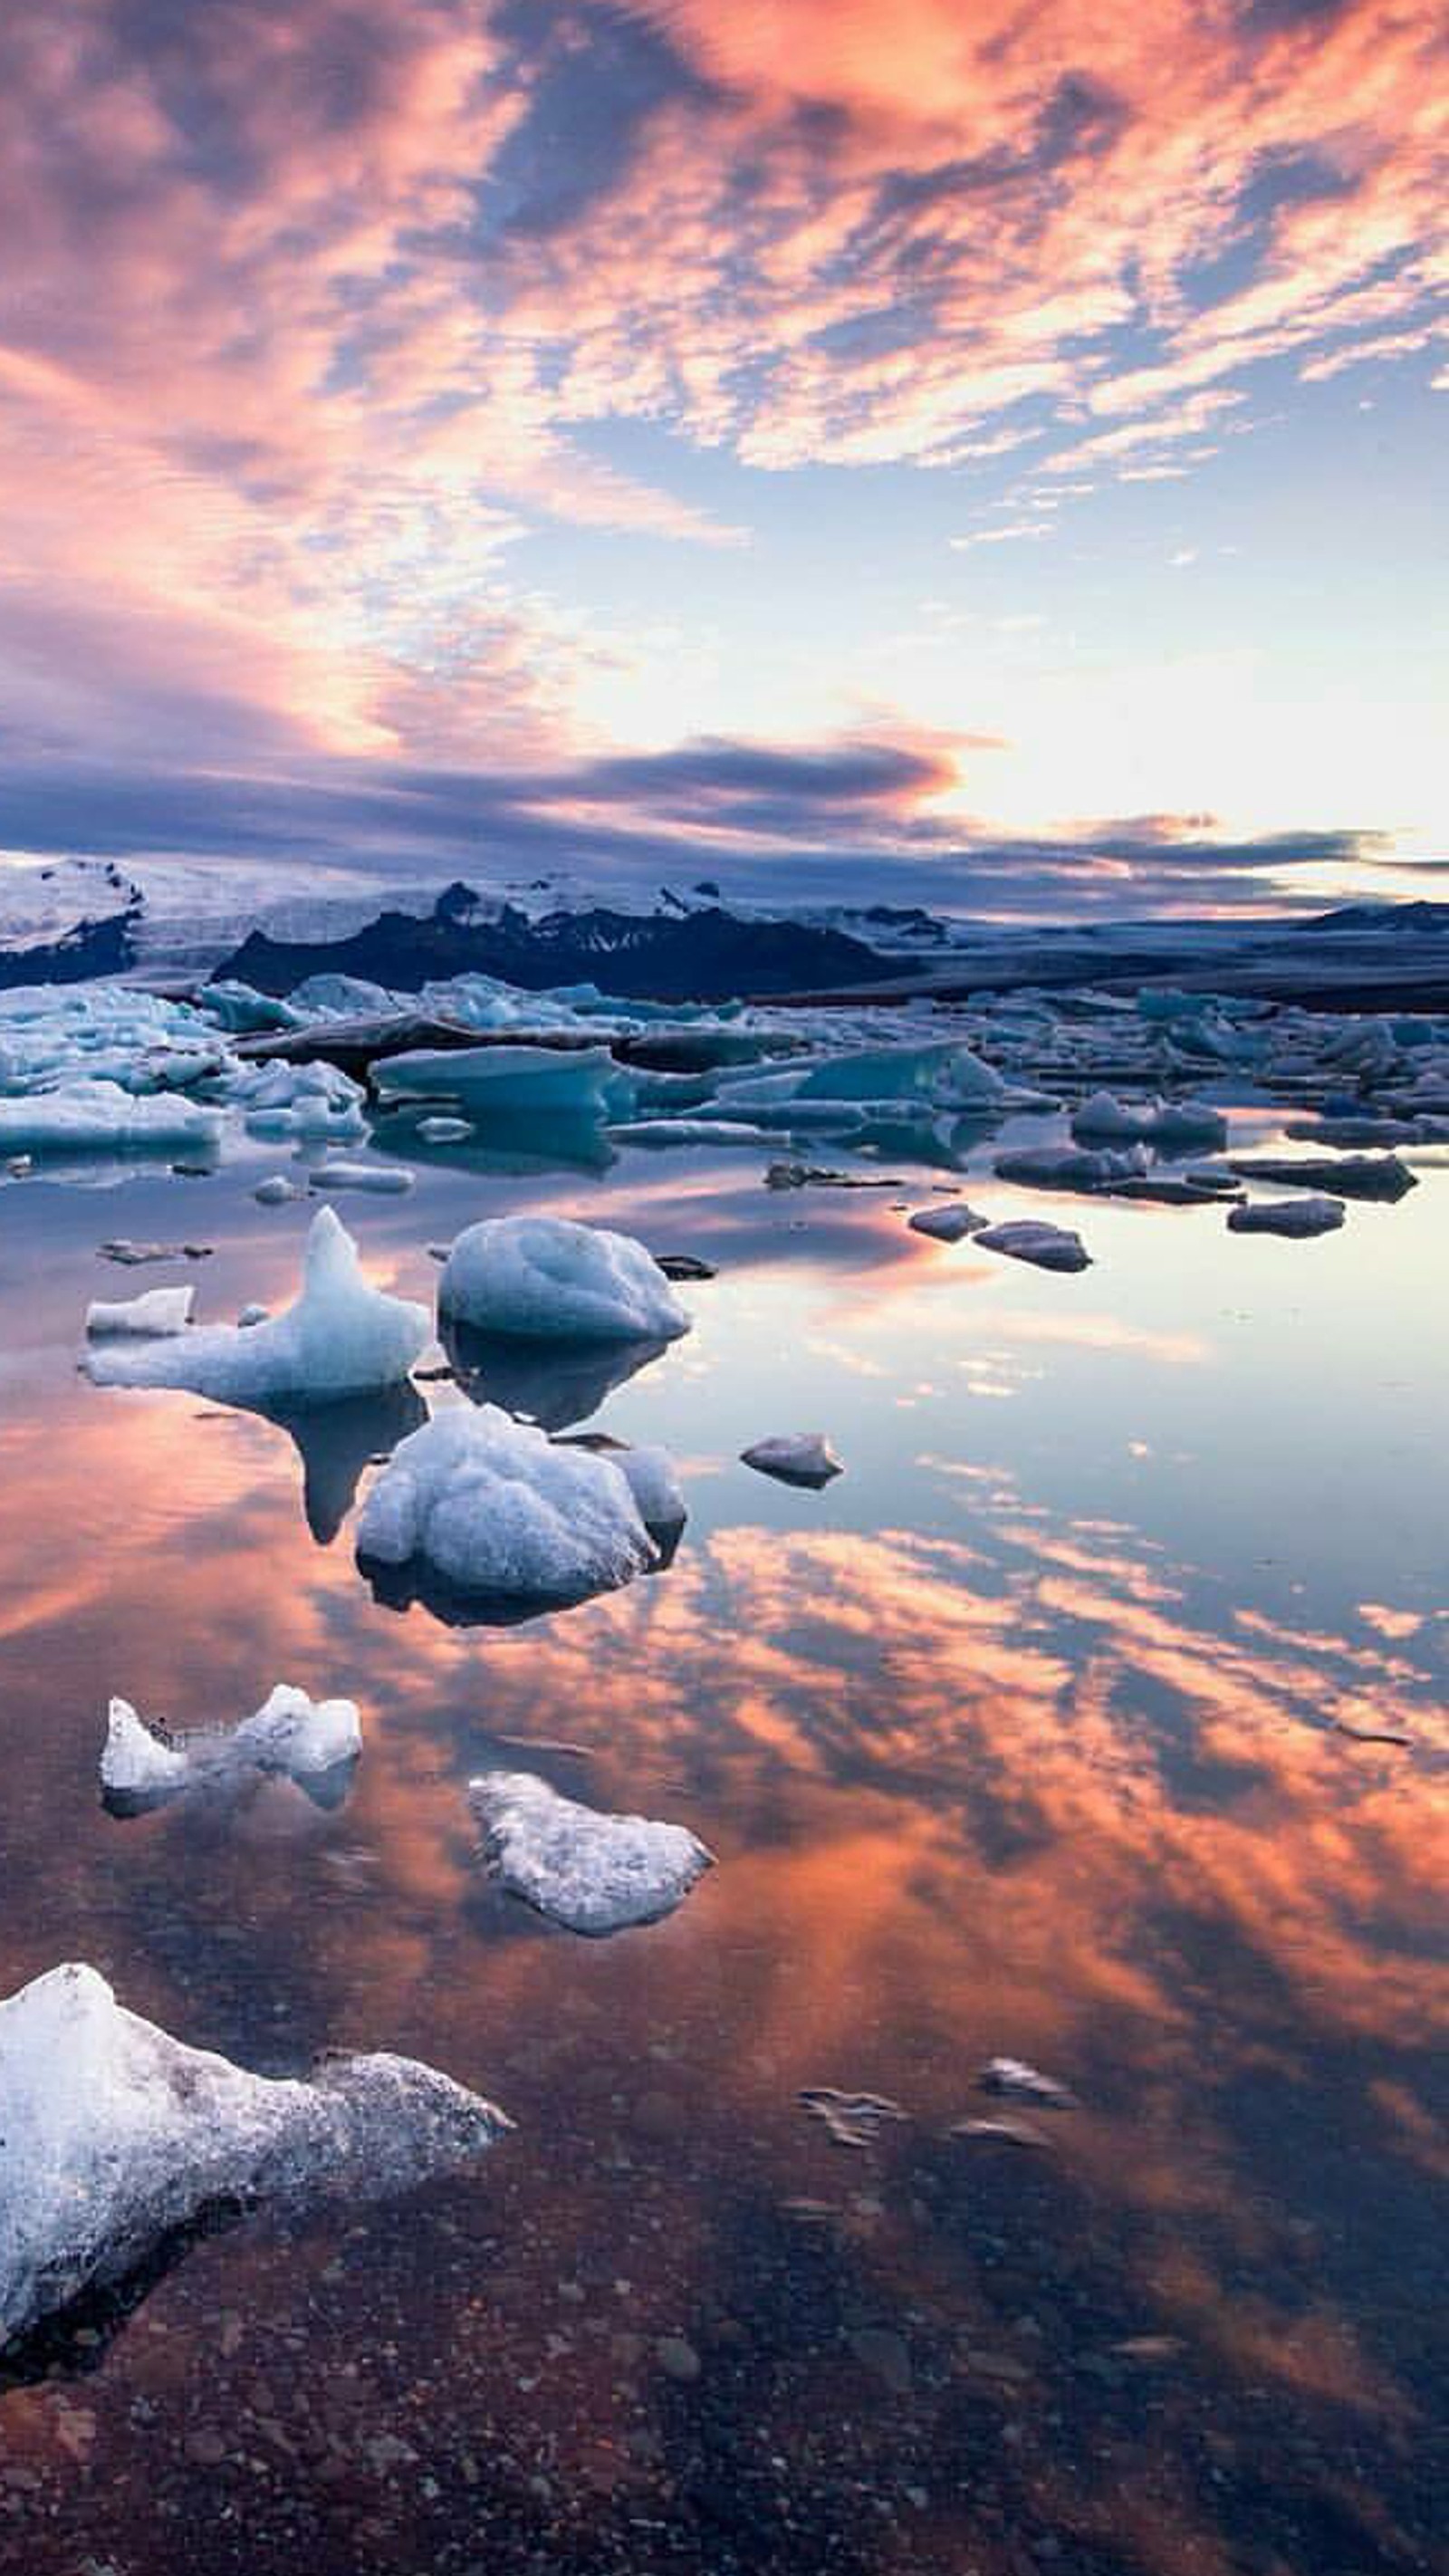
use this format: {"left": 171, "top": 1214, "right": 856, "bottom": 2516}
{"left": 0, "top": 993, "right": 1444, "bottom": 2576}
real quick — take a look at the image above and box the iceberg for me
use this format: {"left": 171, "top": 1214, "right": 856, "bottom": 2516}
{"left": 308, "top": 1158, "right": 415, "bottom": 1195}
{"left": 468, "top": 1772, "right": 714, "bottom": 1936}
{"left": 0, "top": 1080, "right": 222, "bottom": 1157}
{"left": 1227, "top": 1195, "right": 1345, "bottom": 1237}
{"left": 1070, "top": 1091, "right": 1227, "bottom": 1150}
{"left": 101, "top": 1685, "right": 361, "bottom": 1813}
{"left": 0, "top": 1963, "right": 510, "bottom": 2350}
{"left": 356, "top": 1404, "right": 660, "bottom": 1615}
{"left": 741, "top": 1433, "right": 843, "bottom": 1488}
{"left": 85, "top": 1206, "right": 429, "bottom": 1404}
{"left": 976, "top": 1219, "right": 1091, "bottom": 1273}
{"left": 993, "top": 1144, "right": 1147, "bottom": 1192}
{"left": 438, "top": 1215, "right": 690, "bottom": 1346}
{"left": 373, "top": 1043, "right": 626, "bottom": 1120}
{"left": 85, "top": 1284, "right": 194, "bottom": 1337}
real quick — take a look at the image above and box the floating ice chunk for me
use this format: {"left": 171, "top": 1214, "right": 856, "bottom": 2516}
{"left": 417, "top": 1116, "right": 472, "bottom": 1143}
{"left": 978, "top": 2056, "right": 1078, "bottom": 2110}
{"left": 1070, "top": 1091, "right": 1226, "bottom": 1149}
{"left": 1225, "top": 1153, "right": 1415, "bottom": 1202}
{"left": 993, "top": 1144, "right": 1147, "bottom": 1192}
{"left": 101, "top": 1686, "right": 361, "bottom": 1812}
{"left": 1227, "top": 1194, "right": 1345, "bottom": 1237}
{"left": 0, "top": 1963, "right": 509, "bottom": 2348}
{"left": 232, "top": 1057, "right": 367, "bottom": 1142}
{"left": 85, "top": 1206, "right": 428, "bottom": 1404}
{"left": 85, "top": 1285, "right": 195, "bottom": 1337}
{"left": 439, "top": 1215, "right": 690, "bottom": 1345}
{"left": 607, "top": 1118, "right": 778, "bottom": 1147}
{"left": 237, "top": 1302, "right": 270, "bottom": 1327}
{"left": 741, "top": 1434, "right": 843, "bottom": 1487}
{"left": 975, "top": 1219, "right": 1090, "bottom": 1273}
{"left": 374, "top": 1043, "right": 625, "bottom": 1120}
{"left": 468, "top": 1772, "right": 714, "bottom": 1936}
{"left": 0, "top": 1081, "right": 222, "bottom": 1157}
{"left": 356, "top": 1405, "right": 658, "bottom": 1610}
{"left": 254, "top": 1174, "right": 305, "bottom": 1206}
{"left": 907, "top": 1202, "right": 988, "bottom": 1242}
{"left": 309, "top": 1158, "right": 414, "bottom": 1195}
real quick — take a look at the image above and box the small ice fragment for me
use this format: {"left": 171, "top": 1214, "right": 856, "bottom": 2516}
{"left": 975, "top": 1220, "right": 1090, "bottom": 1274}
{"left": 85, "top": 1285, "right": 194, "bottom": 1338}
{"left": 309, "top": 1159, "right": 414, "bottom": 1195}
{"left": 652, "top": 1253, "right": 716, "bottom": 1280}
{"left": 1227, "top": 1195, "right": 1345, "bottom": 1237}
{"left": 439, "top": 1214, "right": 690, "bottom": 1345}
{"left": 907, "top": 1204, "right": 987, "bottom": 1242}
{"left": 0, "top": 1963, "right": 509, "bottom": 2349}
{"left": 949, "top": 2117, "right": 1052, "bottom": 2151}
{"left": 254, "top": 1176, "right": 305, "bottom": 1206}
{"left": 799, "top": 2088, "right": 907, "bottom": 2150}
{"left": 99, "top": 1240, "right": 213, "bottom": 1265}
{"left": 978, "top": 2056, "right": 1078, "bottom": 2110}
{"left": 417, "top": 1116, "right": 472, "bottom": 1143}
{"left": 237, "top": 1302, "right": 270, "bottom": 1327}
{"left": 468, "top": 1771, "right": 714, "bottom": 1935}
{"left": 101, "top": 1687, "right": 361, "bottom": 1812}
{"left": 741, "top": 1434, "right": 843, "bottom": 1487}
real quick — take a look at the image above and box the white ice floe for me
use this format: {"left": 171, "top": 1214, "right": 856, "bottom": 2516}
{"left": 438, "top": 1215, "right": 690, "bottom": 1345}
{"left": 101, "top": 1686, "right": 362, "bottom": 1806}
{"left": 85, "top": 1285, "right": 195, "bottom": 1337}
{"left": 741, "top": 1433, "right": 843, "bottom": 1487}
{"left": 975, "top": 1219, "right": 1091, "bottom": 1273}
{"left": 232, "top": 1058, "right": 367, "bottom": 1143}
{"left": 0, "top": 1080, "right": 222, "bottom": 1157}
{"left": 309, "top": 1158, "right": 414, "bottom": 1195}
{"left": 907, "top": 1203, "right": 987, "bottom": 1242}
{"left": 1227, "top": 1194, "right": 1345, "bottom": 1237}
{"left": 85, "top": 1206, "right": 428, "bottom": 1403}
{"left": 0, "top": 1963, "right": 510, "bottom": 2347}
{"left": 417, "top": 1116, "right": 473, "bottom": 1143}
{"left": 254, "top": 1174, "right": 305, "bottom": 1206}
{"left": 468, "top": 1772, "right": 714, "bottom": 1936}
{"left": 357, "top": 1405, "right": 659, "bottom": 1605}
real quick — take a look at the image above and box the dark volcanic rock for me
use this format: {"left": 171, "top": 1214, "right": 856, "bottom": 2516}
{"left": 0, "top": 907, "right": 138, "bottom": 989}
{"left": 213, "top": 897, "right": 892, "bottom": 1004}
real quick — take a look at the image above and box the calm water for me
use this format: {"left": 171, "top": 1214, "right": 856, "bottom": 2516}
{"left": 0, "top": 1114, "right": 1444, "bottom": 2575}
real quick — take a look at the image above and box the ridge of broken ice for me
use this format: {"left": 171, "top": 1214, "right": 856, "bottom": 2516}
{"left": 84, "top": 1206, "right": 429, "bottom": 1403}
{"left": 0, "top": 1963, "right": 510, "bottom": 2349}
{"left": 438, "top": 1214, "right": 690, "bottom": 1345}
{"left": 468, "top": 1771, "right": 715, "bottom": 1935}
{"left": 101, "top": 1686, "right": 362, "bottom": 1812}
{"left": 356, "top": 1404, "right": 662, "bottom": 1611}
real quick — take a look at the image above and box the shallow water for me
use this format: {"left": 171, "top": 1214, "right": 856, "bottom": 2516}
{"left": 0, "top": 1116, "right": 1444, "bottom": 2575}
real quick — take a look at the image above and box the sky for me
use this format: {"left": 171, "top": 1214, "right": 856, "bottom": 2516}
{"left": 0, "top": 0, "right": 1444, "bottom": 919}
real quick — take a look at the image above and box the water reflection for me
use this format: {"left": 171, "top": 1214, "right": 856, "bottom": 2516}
{"left": 0, "top": 1172, "right": 1444, "bottom": 2574}
{"left": 442, "top": 1314, "right": 672, "bottom": 1430}
{"left": 254, "top": 1381, "right": 429, "bottom": 1543}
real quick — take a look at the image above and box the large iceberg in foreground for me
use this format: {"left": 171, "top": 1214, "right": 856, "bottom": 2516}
{"left": 356, "top": 1404, "right": 661, "bottom": 1614}
{"left": 438, "top": 1215, "right": 690, "bottom": 1345}
{"left": 101, "top": 1686, "right": 361, "bottom": 1813}
{"left": 0, "top": 1964, "right": 510, "bottom": 2350}
{"left": 468, "top": 1772, "right": 714, "bottom": 1935}
{"left": 85, "top": 1206, "right": 429, "bottom": 1405}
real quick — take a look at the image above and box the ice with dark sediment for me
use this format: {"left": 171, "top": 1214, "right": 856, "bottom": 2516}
{"left": 0, "top": 1964, "right": 509, "bottom": 2349}
{"left": 975, "top": 1219, "right": 1091, "bottom": 1273}
{"left": 468, "top": 1771, "right": 714, "bottom": 1935}
{"left": 741, "top": 1434, "right": 843, "bottom": 1487}
{"left": 907, "top": 1202, "right": 989, "bottom": 1241}
{"left": 1227, "top": 1194, "right": 1346, "bottom": 1237}
{"left": 993, "top": 1143, "right": 1148, "bottom": 1193}
{"left": 1224, "top": 1152, "right": 1415, "bottom": 1202}
{"left": 84, "top": 1206, "right": 429, "bottom": 1403}
{"left": 101, "top": 1686, "right": 361, "bottom": 1812}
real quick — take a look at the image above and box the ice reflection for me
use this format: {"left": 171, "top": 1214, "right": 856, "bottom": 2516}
{"left": 442, "top": 1314, "right": 672, "bottom": 1430}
